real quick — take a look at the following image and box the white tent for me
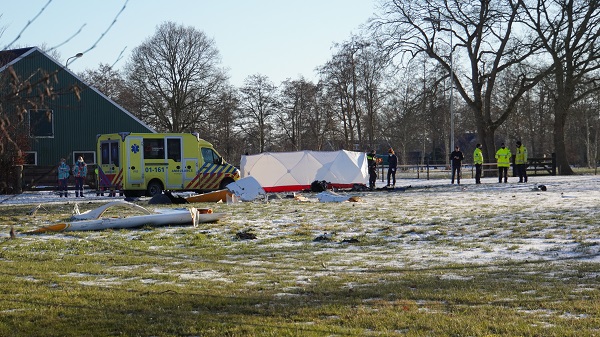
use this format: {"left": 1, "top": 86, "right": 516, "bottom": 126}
{"left": 240, "top": 150, "right": 368, "bottom": 192}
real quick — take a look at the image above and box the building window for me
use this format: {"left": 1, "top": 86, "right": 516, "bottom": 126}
{"left": 29, "top": 109, "right": 54, "bottom": 138}
{"left": 23, "top": 151, "right": 37, "bottom": 165}
{"left": 72, "top": 151, "right": 96, "bottom": 165}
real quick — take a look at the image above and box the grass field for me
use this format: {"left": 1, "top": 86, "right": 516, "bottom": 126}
{"left": 1, "top": 174, "right": 600, "bottom": 336}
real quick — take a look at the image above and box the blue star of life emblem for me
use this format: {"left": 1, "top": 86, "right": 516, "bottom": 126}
{"left": 131, "top": 144, "right": 140, "bottom": 153}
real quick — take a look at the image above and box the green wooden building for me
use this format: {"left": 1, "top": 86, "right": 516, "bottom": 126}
{"left": 0, "top": 46, "right": 154, "bottom": 168}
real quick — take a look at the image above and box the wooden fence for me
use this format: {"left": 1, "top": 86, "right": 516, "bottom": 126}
{"left": 378, "top": 153, "right": 556, "bottom": 181}
{"left": 21, "top": 165, "right": 98, "bottom": 191}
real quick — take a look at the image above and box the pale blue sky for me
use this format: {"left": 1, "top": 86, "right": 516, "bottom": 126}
{"left": 1, "top": 0, "right": 377, "bottom": 86}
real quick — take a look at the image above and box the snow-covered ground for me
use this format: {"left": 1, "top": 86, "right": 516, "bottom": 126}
{"left": 0, "top": 188, "right": 133, "bottom": 205}
{"left": 2, "top": 174, "right": 595, "bottom": 205}
{"left": 3, "top": 174, "right": 600, "bottom": 270}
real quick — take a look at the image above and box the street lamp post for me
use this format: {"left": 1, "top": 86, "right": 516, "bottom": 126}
{"left": 424, "top": 17, "right": 454, "bottom": 154}
{"left": 65, "top": 52, "right": 83, "bottom": 68}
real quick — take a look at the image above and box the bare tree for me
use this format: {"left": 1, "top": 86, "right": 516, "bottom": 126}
{"left": 520, "top": 0, "right": 600, "bottom": 174}
{"left": 357, "top": 43, "right": 389, "bottom": 150}
{"left": 319, "top": 39, "right": 371, "bottom": 150}
{"left": 238, "top": 74, "right": 279, "bottom": 153}
{"left": 206, "top": 85, "right": 244, "bottom": 164}
{"left": 125, "top": 21, "right": 226, "bottom": 133}
{"left": 308, "top": 82, "right": 339, "bottom": 151}
{"left": 79, "top": 63, "right": 126, "bottom": 100}
{"left": 278, "top": 78, "right": 318, "bottom": 150}
{"left": 371, "top": 0, "right": 550, "bottom": 164}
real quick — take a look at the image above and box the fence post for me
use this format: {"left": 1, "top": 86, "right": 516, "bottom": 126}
{"left": 13, "top": 165, "right": 23, "bottom": 194}
{"left": 551, "top": 153, "right": 557, "bottom": 176}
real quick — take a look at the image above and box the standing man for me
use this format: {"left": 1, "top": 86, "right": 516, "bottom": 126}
{"left": 450, "top": 146, "right": 464, "bottom": 184}
{"left": 57, "top": 158, "right": 70, "bottom": 197}
{"left": 367, "top": 149, "right": 378, "bottom": 190}
{"left": 73, "top": 156, "right": 88, "bottom": 197}
{"left": 473, "top": 143, "right": 483, "bottom": 184}
{"left": 386, "top": 148, "right": 398, "bottom": 188}
{"left": 495, "top": 143, "right": 512, "bottom": 183}
{"left": 515, "top": 141, "right": 528, "bottom": 183}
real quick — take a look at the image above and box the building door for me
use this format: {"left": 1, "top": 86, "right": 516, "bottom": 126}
{"left": 165, "top": 137, "right": 183, "bottom": 189}
{"left": 126, "top": 136, "right": 144, "bottom": 185}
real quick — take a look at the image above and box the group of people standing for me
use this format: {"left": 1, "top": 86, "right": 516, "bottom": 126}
{"left": 57, "top": 156, "right": 88, "bottom": 197}
{"left": 366, "top": 148, "right": 397, "bottom": 190}
{"left": 367, "top": 140, "right": 528, "bottom": 189}
{"left": 450, "top": 141, "right": 528, "bottom": 184}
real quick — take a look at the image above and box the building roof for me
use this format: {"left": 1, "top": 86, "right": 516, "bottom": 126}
{"left": 0, "top": 47, "right": 35, "bottom": 69}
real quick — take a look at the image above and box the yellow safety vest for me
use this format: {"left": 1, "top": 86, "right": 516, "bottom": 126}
{"left": 495, "top": 147, "right": 512, "bottom": 168}
{"left": 473, "top": 148, "right": 483, "bottom": 165}
{"left": 515, "top": 145, "right": 528, "bottom": 165}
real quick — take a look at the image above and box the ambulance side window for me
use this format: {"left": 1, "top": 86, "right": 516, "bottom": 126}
{"left": 101, "top": 143, "right": 110, "bottom": 165}
{"left": 201, "top": 148, "right": 221, "bottom": 165}
{"left": 101, "top": 142, "right": 119, "bottom": 166}
{"left": 111, "top": 142, "right": 119, "bottom": 166}
{"left": 144, "top": 138, "right": 165, "bottom": 159}
{"left": 167, "top": 138, "right": 181, "bottom": 162}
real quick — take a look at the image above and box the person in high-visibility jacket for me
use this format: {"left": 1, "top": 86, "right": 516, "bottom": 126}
{"left": 515, "top": 141, "right": 528, "bottom": 183}
{"left": 495, "top": 143, "right": 511, "bottom": 183}
{"left": 473, "top": 143, "right": 483, "bottom": 184}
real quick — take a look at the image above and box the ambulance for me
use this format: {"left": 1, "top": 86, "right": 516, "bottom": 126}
{"left": 96, "top": 132, "right": 240, "bottom": 197}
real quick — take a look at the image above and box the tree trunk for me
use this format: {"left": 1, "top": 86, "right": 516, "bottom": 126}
{"left": 474, "top": 117, "right": 496, "bottom": 170}
{"left": 553, "top": 108, "right": 574, "bottom": 175}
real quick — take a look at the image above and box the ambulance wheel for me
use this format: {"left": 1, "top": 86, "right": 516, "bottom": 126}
{"left": 146, "top": 181, "right": 163, "bottom": 197}
{"left": 219, "top": 178, "right": 235, "bottom": 190}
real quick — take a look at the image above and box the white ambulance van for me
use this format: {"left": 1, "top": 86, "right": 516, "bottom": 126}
{"left": 96, "top": 132, "right": 240, "bottom": 197}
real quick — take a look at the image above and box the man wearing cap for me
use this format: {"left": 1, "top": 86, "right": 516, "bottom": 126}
{"left": 515, "top": 141, "right": 528, "bottom": 183}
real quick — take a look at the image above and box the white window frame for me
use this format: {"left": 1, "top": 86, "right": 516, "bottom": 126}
{"left": 23, "top": 151, "right": 38, "bottom": 165}
{"left": 72, "top": 151, "right": 96, "bottom": 165}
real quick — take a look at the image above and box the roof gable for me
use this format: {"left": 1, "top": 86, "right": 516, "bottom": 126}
{"left": 0, "top": 47, "right": 36, "bottom": 70}
{"left": 0, "top": 46, "right": 154, "bottom": 133}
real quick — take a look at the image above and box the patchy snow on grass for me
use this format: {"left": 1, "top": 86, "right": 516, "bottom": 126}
{"left": 3, "top": 175, "right": 600, "bottom": 275}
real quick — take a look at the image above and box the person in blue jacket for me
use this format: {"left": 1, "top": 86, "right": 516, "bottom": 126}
{"left": 57, "top": 158, "right": 70, "bottom": 197}
{"left": 73, "top": 156, "right": 88, "bottom": 197}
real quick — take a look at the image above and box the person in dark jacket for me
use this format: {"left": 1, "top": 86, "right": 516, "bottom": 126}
{"left": 450, "top": 146, "right": 464, "bottom": 184}
{"left": 386, "top": 148, "right": 398, "bottom": 187}
{"left": 366, "top": 150, "right": 378, "bottom": 190}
